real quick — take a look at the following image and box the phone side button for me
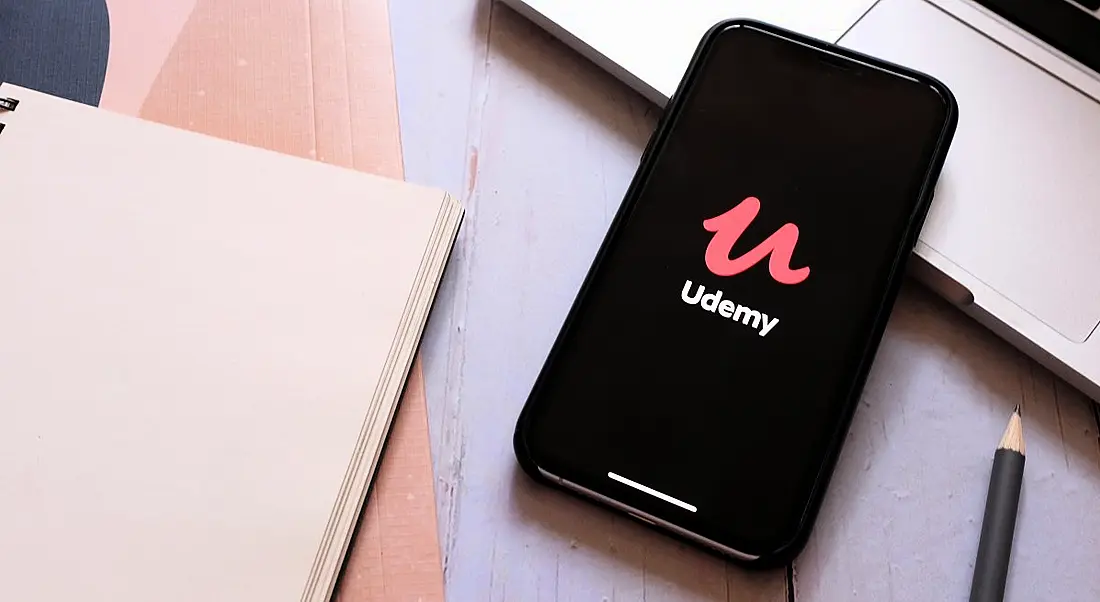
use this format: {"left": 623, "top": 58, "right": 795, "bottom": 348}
{"left": 629, "top": 512, "right": 657, "bottom": 527}
{"left": 536, "top": 467, "right": 564, "bottom": 484}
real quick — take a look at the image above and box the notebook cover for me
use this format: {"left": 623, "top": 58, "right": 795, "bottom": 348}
{"left": 0, "top": 1, "right": 445, "bottom": 600}
{"left": 0, "top": 82, "right": 459, "bottom": 601}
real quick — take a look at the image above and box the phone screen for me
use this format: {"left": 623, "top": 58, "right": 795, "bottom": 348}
{"left": 520, "top": 23, "right": 951, "bottom": 556}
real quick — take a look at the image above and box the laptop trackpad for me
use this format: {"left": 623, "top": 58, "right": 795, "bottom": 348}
{"left": 840, "top": 0, "right": 1100, "bottom": 343}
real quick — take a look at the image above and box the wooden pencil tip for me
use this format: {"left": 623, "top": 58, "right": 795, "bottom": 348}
{"left": 999, "top": 408, "right": 1025, "bottom": 455}
{"left": 1014, "top": 403, "right": 1021, "bottom": 416}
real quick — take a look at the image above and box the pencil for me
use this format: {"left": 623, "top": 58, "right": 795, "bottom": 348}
{"left": 968, "top": 405, "right": 1026, "bottom": 602}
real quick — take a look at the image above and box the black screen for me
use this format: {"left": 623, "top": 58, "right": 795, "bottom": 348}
{"left": 521, "top": 23, "right": 950, "bottom": 556}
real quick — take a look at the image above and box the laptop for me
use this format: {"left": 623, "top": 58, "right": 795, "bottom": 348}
{"left": 500, "top": 0, "right": 1100, "bottom": 402}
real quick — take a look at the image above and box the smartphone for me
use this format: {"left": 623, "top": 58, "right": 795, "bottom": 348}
{"left": 513, "top": 19, "right": 958, "bottom": 566}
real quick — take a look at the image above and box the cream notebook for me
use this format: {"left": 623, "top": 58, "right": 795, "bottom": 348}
{"left": 0, "top": 83, "right": 461, "bottom": 601}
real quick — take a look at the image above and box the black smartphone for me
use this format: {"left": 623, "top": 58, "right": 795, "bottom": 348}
{"left": 513, "top": 19, "right": 957, "bottom": 566}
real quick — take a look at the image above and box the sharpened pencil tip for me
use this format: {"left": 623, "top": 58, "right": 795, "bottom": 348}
{"left": 999, "top": 407, "right": 1025, "bottom": 454}
{"left": 1013, "top": 404, "right": 1021, "bottom": 416}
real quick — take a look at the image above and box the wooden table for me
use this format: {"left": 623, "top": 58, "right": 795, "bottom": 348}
{"left": 389, "top": 1, "right": 1100, "bottom": 599}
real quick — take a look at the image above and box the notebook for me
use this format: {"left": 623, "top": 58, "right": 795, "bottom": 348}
{"left": 99, "top": 1, "right": 448, "bottom": 597}
{"left": 0, "top": 1, "right": 449, "bottom": 596}
{"left": 0, "top": 83, "right": 462, "bottom": 602}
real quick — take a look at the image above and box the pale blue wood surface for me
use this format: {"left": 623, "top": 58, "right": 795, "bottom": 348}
{"left": 389, "top": 1, "right": 1100, "bottom": 599}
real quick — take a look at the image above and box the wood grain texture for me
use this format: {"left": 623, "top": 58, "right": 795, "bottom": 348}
{"left": 391, "top": 0, "right": 1100, "bottom": 599}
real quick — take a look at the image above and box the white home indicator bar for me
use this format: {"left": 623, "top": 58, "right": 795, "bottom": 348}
{"left": 607, "top": 472, "right": 697, "bottom": 513}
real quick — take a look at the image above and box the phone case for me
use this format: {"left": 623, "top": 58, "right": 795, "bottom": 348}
{"left": 513, "top": 18, "right": 959, "bottom": 568}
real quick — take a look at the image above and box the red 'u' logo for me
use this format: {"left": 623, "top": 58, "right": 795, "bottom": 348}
{"left": 702, "top": 197, "right": 810, "bottom": 285}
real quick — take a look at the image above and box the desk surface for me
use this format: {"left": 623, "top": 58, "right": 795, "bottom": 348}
{"left": 390, "top": 1, "right": 1100, "bottom": 599}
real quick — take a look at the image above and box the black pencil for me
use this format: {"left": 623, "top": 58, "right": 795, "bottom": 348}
{"left": 969, "top": 405, "right": 1026, "bottom": 602}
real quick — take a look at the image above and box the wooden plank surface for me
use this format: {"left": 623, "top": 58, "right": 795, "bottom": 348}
{"left": 389, "top": 0, "right": 1100, "bottom": 599}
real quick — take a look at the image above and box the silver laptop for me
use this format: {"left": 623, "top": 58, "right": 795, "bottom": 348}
{"left": 501, "top": 0, "right": 1100, "bottom": 401}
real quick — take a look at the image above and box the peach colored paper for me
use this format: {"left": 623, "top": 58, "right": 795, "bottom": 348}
{"left": 99, "top": 1, "right": 444, "bottom": 600}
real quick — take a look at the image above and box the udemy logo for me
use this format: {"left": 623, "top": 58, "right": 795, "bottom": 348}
{"left": 702, "top": 196, "right": 809, "bottom": 285}
{"left": 679, "top": 197, "right": 805, "bottom": 337}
